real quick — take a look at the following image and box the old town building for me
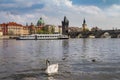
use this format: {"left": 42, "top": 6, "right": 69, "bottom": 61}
{"left": 0, "top": 22, "right": 29, "bottom": 36}
{"left": 58, "top": 26, "right": 62, "bottom": 34}
{"left": 0, "top": 30, "right": 3, "bottom": 36}
{"left": 82, "top": 19, "right": 89, "bottom": 32}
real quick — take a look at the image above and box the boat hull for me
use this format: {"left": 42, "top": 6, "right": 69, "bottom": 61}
{"left": 16, "top": 34, "right": 68, "bottom": 40}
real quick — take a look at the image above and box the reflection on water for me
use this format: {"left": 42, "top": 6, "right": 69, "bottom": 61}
{"left": 62, "top": 40, "right": 69, "bottom": 61}
{"left": 48, "top": 76, "right": 56, "bottom": 80}
{"left": 0, "top": 39, "right": 120, "bottom": 80}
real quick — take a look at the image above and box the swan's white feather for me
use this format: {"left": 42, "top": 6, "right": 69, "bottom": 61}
{"left": 45, "top": 63, "right": 58, "bottom": 75}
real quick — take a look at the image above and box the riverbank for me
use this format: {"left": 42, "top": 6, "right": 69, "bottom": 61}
{"left": 0, "top": 36, "right": 18, "bottom": 39}
{"left": 0, "top": 36, "right": 10, "bottom": 39}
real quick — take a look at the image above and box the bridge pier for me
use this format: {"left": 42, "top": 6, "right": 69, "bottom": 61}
{"left": 68, "top": 30, "right": 120, "bottom": 38}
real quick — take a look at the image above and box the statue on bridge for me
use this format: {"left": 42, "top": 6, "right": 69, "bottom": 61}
{"left": 62, "top": 16, "right": 69, "bottom": 35}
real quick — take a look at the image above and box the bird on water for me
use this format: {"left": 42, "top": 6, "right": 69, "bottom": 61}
{"left": 45, "top": 59, "right": 59, "bottom": 75}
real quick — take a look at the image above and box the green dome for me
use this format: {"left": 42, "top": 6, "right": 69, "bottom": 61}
{"left": 37, "top": 17, "right": 44, "bottom": 26}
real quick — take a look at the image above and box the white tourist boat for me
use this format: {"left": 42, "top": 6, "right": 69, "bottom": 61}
{"left": 16, "top": 34, "right": 68, "bottom": 40}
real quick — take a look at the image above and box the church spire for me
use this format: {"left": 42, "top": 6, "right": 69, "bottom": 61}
{"left": 83, "top": 18, "right": 86, "bottom": 24}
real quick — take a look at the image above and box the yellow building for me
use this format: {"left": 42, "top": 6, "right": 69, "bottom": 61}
{"left": 21, "top": 26, "right": 29, "bottom": 35}
{"left": 44, "top": 25, "right": 55, "bottom": 34}
{"left": 54, "top": 26, "right": 58, "bottom": 33}
{"left": 58, "top": 26, "right": 62, "bottom": 34}
{"left": 0, "top": 30, "right": 3, "bottom": 36}
{"left": 0, "top": 22, "right": 29, "bottom": 36}
{"left": 7, "top": 22, "right": 29, "bottom": 36}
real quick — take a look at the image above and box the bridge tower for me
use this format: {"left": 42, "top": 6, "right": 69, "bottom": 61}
{"left": 62, "top": 16, "right": 69, "bottom": 35}
{"left": 82, "top": 18, "right": 87, "bottom": 32}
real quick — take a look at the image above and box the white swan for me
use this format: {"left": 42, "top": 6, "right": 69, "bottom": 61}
{"left": 45, "top": 59, "right": 59, "bottom": 75}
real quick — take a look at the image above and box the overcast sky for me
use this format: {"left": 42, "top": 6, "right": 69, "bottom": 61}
{"left": 0, "top": 0, "right": 120, "bottom": 29}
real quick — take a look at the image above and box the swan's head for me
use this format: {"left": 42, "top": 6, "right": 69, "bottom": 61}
{"left": 46, "top": 59, "right": 50, "bottom": 66}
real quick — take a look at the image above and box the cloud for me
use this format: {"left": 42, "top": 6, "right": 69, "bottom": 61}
{"left": 13, "top": 0, "right": 42, "bottom": 8}
{"left": 0, "top": 11, "right": 43, "bottom": 25}
{"left": 0, "top": 0, "right": 120, "bottom": 29}
{"left": 106, "top": 4, "right": 120, "bottom": 17}
{"left": 73, "top": 5, "right": 103, "bottom": 15}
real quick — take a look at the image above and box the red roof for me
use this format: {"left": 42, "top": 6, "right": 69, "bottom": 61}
{"left": 0, "top": 23, "right": 7, "bottom": 26}
{"left": 7, "top": 22, "right": 22, "bottom": 26}
{"left": 0, "top": 22, "right": 23, "bottom": 27}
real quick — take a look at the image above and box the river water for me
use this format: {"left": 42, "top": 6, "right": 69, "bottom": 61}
{"left": 0, "top": 39, "right": 120, "bottom": 80}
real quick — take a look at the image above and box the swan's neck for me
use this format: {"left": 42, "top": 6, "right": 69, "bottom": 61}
{"left": 46, "top": 60, "right": 50, "bottom": 67}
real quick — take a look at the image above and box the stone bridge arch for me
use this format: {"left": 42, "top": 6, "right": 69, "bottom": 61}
{"left": 117, "top": 34, "right": 120, "bottom": 38}
{"left": 101, "top": 32, "right": 111, "bottom": 38}
{"left": 77, "top": 34, "right": 82, "bottom": 38}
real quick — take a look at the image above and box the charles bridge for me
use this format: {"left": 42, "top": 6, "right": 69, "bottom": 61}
{"left": 61, "top": 16, "right": 120, "bottom": 38}
{"left": 68, "top": 29, "right": 120, "bottom": 38}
